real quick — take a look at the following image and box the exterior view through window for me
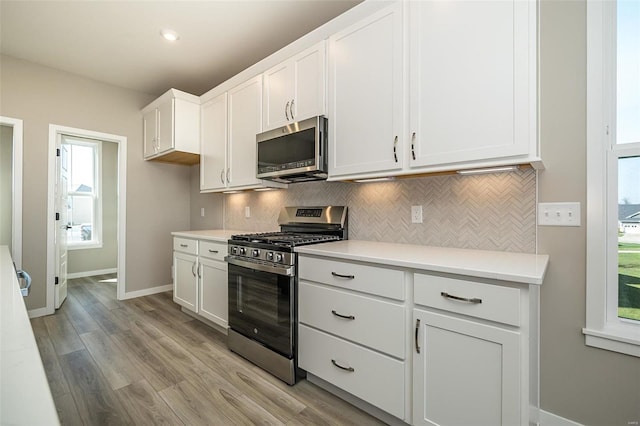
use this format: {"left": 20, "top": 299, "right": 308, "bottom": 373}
{"left": 63, "top": 137, "right": 101, "bottom": 248}
{"left": 616, "top": 1, "right": 640, "bottom": 321}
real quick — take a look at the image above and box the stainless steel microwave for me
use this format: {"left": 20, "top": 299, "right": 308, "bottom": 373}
{"left": 256, "top": 116, "right": 328, "bottom": 183}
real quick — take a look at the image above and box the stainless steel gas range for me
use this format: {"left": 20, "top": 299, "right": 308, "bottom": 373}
{"left": 225, "top": 206, "right": 348, "bottom": 385}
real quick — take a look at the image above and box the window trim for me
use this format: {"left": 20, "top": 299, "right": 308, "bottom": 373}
{"left": 584, "top": 0, "right": 640, "bottom": 357}
{"left": 63, "top": 137, "right": 103, "bottom": 250}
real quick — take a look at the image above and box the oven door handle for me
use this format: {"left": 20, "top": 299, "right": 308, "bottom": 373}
{"left": 225, "top": 256, "right": 294, "bottom": 277}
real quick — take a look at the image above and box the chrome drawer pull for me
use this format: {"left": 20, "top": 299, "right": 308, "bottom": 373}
{"left": 331, "top": 310, "right": 355, "bottom": 320}
{"left": 180, "top": 244, "right": 188, "bottom": 248}
{"left": 331, "top": 359, "right": 354, "bottom": 372}
{"left": 208, "top": 249, "right": 219, "bottom": 253}
{"left": 440, "top": 292, "right": 482, "bottom": 304}
{"left": 331, "top": 272, "right": 355, "bottom": 279}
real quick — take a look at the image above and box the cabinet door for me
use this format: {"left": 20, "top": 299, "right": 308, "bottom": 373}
{"left": 228, "top": 75, "right": 262, "bottom": 189}
{"left": 143, "top": 108, "right": 158, "bottom": 158}
{"left": 173, "top": 252, "right": 198, "bottom": 312}
{"left": 292, "top": 41, "right": 325, "bottom": 123}
{"left": 199, "top": 258, "right": 228, "bottom": 328}
{"left": 156, "top": 98, "right": 174, "bottom": 154}
{"left": 328, "top": 3, "right": 404, "bottom": 178}
{"left": 409, "top": 0, "right": 533, "bottom": 167}
{"left": 263, "top": 61, "right": 294, "bottom": 130}
{"left": 200, "top": 93, "right": 228, "bottom": 191}
{"left": 413, "top": 309, "right": 520, "bottom": 426}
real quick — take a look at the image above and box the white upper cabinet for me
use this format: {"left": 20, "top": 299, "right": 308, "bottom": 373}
{"left": 142, "top": 89, "right": 200, "bottom": 165}
{"left": 263, "top": 41, "right": 326, "bottom": 131}
{"left": 200, "top": 93, "right": 228, "bottom": 192}
{"left": 408, "top": 0, "right": 536, "bottom": 168}
{"left": 328, "top": 3, "right": 404, "bottom": 178}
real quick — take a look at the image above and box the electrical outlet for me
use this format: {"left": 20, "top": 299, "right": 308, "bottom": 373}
{"left": 200, "top": 207, "right": 205, "bottom": 217}
{"left": 538, "top": 202, "right": 581, "bottom": 226}
{"left": 411, "top": 205, "right": 423, "bottom": 224}
{"left": 245, "top": 206, "right": 251, "bottom": 218}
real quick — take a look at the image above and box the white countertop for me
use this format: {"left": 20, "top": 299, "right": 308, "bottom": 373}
{"left": 171, "top": 229, "right": 246, "bottom": 242}
{"left": 0, "top": 246, "right": 59, "bottom": 425}
{"left": 295, "top": 240, "right": 549, "bottom": 285}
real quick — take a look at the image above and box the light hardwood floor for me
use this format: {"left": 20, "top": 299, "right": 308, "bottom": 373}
{"left": 31, "top": 274, "right": 386, "bottom": 425}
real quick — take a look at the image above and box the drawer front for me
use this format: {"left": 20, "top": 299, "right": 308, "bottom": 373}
{"left": 298, "top": 256, "right": 405, "bottom": 301}
{"left": 414, "top": 274, "right": 520, "bottom": 326}
{"left": 200, "top": 240, "right": 226, "bottom": 261}
{"left": 173, "top": 237, "right": 198, "bottom": 255}
{"left": 299, "top": 325, "right": 405, "bottom": 420}
{"left": 299, "top": 282, "right": 405, "bottom": 359}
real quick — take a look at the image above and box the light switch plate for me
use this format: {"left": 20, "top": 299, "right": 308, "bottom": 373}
{"left": 538, "top": 202, "right": 581, "bottom": 226}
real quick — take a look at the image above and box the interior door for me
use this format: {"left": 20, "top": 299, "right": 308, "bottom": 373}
{"left": 54, "top": 142, "right": 69, "bottom": 308}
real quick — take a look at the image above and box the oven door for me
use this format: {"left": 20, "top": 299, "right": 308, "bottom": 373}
{"left": 228, "top": 262, "right": 294, "bottom": 358}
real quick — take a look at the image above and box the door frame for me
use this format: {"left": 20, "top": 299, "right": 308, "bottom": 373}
{"left": 46, "top": 124, "right": 127, "bottom": 314}
{"left": 0, "top": 116, "right": 23, "bottom": 268}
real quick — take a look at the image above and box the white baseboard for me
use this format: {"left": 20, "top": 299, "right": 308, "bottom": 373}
{"left": 540, "top": 410, "right": 584, "bottom": 426}
{"left": 120, "top": 284, "right": 173, "bottom": 300}
{"left": 28, "top": 306, "right": 54, "bottom": 319}
{"left": 67, "top": 268, "right": 117, "bottom": 279}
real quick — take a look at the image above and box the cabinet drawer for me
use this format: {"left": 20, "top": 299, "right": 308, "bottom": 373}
{"left": 414, "top": 274, "right": 520, "bottom": 326}
{"left": 299, "top": 282, "right": 405, "bottom": 359}
{"left": 173, "top": 237, "right": 198, "bottom": 255}
{"left": 200, "top": 240, "right": 226, "bottom": 261}
{"left": 299, "top": 325, "right": 405, "bottom": 419}
{"left": 298, "top": 256, "right": 404, "bottom": 301}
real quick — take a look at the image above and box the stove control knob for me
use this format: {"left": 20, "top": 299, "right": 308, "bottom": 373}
{"left": 275, "top": 253, "right": 283, "bottom": 263}
{"left": 239, "top": 247, "right": 246, "bottom": 256}
{"left": 230, "top": 247, "right": 238, "bottom": 255}
{"left": 252, "top": 249, "right": 260, "bottom": 257}
{"left": 266, "top": 252, "right": 274, "bottom": 261}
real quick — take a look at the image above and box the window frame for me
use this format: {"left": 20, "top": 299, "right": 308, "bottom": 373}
{"left": 63, "top": 137, "right": 103, "bottom": 250}
{"left": 584, "top": 0, "right": 640, "bottom": 357}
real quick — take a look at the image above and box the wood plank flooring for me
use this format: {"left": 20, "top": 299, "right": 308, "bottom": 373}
{"left": 31, "top": 275, "right": 386, "bottom": 425}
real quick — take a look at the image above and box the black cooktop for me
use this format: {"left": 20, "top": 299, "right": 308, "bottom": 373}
{"left": 230, "top": 231, "right": 340, "bottom": 247}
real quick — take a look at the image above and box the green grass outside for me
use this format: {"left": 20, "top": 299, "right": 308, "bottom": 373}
{"left": 618, "top": 244, "right": 640, "bottom": 321}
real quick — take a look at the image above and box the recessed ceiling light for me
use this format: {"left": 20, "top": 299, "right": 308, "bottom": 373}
{"left": 160, "top": 29, "right": 179, "bottom": 42}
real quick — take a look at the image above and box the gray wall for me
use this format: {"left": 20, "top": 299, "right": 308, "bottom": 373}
{"left": 189, "top": 164, "right": 224, "bottom": 231}
{"left": 68, "top": 140, "right": 118, "bottom": 274}
{"left": 538, "top": 1, "right": 640, "bottom": 424}
{"left": 0, "top": 54, "right": 192, "bottom": 309}
{"left": 0, "top": 125, "right": 12, "bottom": 248}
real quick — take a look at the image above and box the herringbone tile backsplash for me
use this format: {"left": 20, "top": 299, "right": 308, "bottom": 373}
{"left": 225, "top": 169, "right": 536, "bottom": 253}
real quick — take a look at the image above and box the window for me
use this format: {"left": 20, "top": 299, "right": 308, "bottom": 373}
{"left": 585, "top": 0, "right": 640, "bottom": 357}
{"left": 63, "top": 136, "right": 102, "bottom": 249}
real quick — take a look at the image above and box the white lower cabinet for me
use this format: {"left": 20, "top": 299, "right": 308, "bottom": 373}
{"left": 173, "top": 237, "right": 228, "bottom": 329}
{"left": 412, "top": 309, "right": 520, "bottom": 426}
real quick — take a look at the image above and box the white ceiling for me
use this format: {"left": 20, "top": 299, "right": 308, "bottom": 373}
{"left": 0, "top": 1, "right": 361, "bottom": 97}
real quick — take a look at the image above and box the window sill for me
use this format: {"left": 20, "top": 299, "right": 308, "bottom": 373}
{"left": 583, "top": 327, "right": 640, "bottom": 357}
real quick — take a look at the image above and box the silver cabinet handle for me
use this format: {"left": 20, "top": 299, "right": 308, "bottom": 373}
{"left": 220, "top": 169, "right": 225, "bottom": 185}
{"left": 226, "top": 168, "right": 230, "bottom": 185}
{"left": 393, "top": 136, "right": 398, "bottom": 162}
{"left": 191, "top": 262, "right": 196, "bottom": 277}
{"left": 331, "top": 359, "right": 354, "bottom": 372}
{"left": 180, "top": 244, "right": 188, "bottom": 248}
{"left": 415, "top": 318, "right": 421, "bottom": 354}
{"left": 197, "top": 263, "right": 201, "bottom": 279}
{"left": 331, "top": 272, "right": 355, "bottom": 279}
{"left": 331, "top": 310, "right": 355, "bottom": 320}
{"left": 411, "top": 132, "right": 416, "bottom": 160}
{"left": 208, "top": 249, "right": 219, "bottom": 254}
{"left": 17, "top": 270, "right": 32, "bottom": 297}
{"left": 285, "top": 101, "right": 290, "bottom": 121}
{"left": 290, "top": 99, "right": 295, "bottom": 120}
{"left": 440, "top": 292, "right": 482, "bottom": 304}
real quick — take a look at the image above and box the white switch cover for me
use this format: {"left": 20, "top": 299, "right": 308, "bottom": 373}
{"left": 411, "top": 205, "right": 423, "bottom": 224}
{"left": 538, "top": 202, "right": 581, "bottom": 226}
{"left": 245, "top": 206, "right": 251, "bottom": 218}
{"left": 200, "top": 207, "right": 205, "bottom": 217}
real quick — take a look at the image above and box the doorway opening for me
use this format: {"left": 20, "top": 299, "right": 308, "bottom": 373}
{"left": 47, "top": 125, "right": 127, "bottom": 313}
{"left": 0, "top": 116, "right": 23, "bottom": 268}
